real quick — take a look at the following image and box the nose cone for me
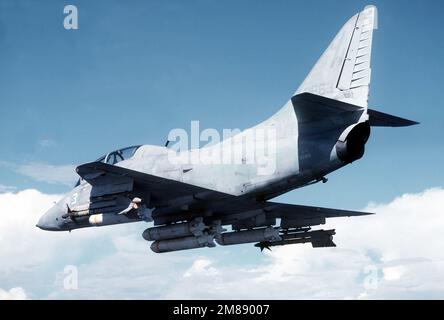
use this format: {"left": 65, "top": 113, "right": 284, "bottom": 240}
{"left": 36, "top": 205, "right": 63, "bottom": 231}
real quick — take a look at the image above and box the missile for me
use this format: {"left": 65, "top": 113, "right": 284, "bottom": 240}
{"left": 143, "top": 218, "right": 206, "bottom": 241}
{"left": 150, "top": 235, "right": 215, "bottom": 253}
{"left": 255, "top": 229, "right": 336, "bottom": 250}
{"left": 61, "top": 205, "right": 92, "bottom": 219}
{"left": 88, "top": 213, "right": 138, "bottom": 226}
{"left": 216, "top": 227, "right": 281, "bottom": 246}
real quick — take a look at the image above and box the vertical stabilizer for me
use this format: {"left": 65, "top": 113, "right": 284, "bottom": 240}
{"left": 295, "top": 6, "right": 378, "bottom": 109}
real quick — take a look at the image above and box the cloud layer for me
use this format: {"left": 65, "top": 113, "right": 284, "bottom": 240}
{"left": 16, "top": 163, "right": 77, "bottom": 186}
{"left": 0, "top": 287, "right": 27, "bottom": 300}
{"left": 0, "top": 187, "right": 443, "bottom": 299}
{"left": 0, "top": 161, "right": 77, "bottom": 186}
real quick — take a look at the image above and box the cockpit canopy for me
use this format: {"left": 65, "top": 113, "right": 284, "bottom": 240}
{"left": 74, "top": 145, "right": 141, "bottom": 187}
{"left": 95, "top": 145, "right": 141, "bottom": 165}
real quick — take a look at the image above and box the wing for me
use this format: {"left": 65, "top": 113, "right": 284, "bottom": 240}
{"left": 77, "top": 161, "right": 373, "bottom": 226}
{"left": 224, "top": 200, "right": 373, "bottom": 230}
{"left": 76, "top": 161, "right": 373, "bottom": 250}
{"left": 76, "top": 161, "right": 264, "bottom": 224}
{"left": 262, "top": 201, "right": 372, "bottom": 228}
{"left": 76, "top": 161, "right": 230, "bottom": 201}
{"left": 296, "top": 5, "right": 377, "bottom": 108}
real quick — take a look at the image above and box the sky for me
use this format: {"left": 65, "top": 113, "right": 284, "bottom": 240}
{"left": 0, "top": 0, "right": 443, "bottom": 299}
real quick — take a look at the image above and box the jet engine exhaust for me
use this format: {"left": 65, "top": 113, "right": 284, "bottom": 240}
{"left": 335, "top": 122, "right": 371, "bottom": 163}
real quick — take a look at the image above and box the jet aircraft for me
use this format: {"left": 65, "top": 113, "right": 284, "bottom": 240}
{"left": 37, "top": 6, "right": 417, "bottom": 253}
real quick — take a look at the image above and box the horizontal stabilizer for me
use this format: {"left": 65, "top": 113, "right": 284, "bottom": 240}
{"left": 291, "top": 92, "right": 365, "bottom": 123}
{"left": 368, "top": 109, "right": 419, "bottom": 127}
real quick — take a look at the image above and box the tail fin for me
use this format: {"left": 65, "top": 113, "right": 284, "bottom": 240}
{"left": 295, "top": 5, "right": 378, "bottom": 109}
{"left": 293, "top": 6, "right": 418, "bottom": 128}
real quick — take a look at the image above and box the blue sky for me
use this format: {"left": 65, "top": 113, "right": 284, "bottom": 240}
{"left": 1, "top": 0, "right": 443, "bottom": 204}
{"left": 0, "top": 0, "right": 443, "bottom": 299}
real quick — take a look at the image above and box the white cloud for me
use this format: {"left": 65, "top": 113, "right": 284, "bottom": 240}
{"left": 16, "top": 163, "right": 77, "bottom": 186}
{"left": 0, "top": 161, "right": 77, "bottom": 186}
{"left": 0, "top": 287, "right": 28, "bottom": 300}
{"left": 1, "top": 187, "right": 444, "bottom": 299}
{"left": 183, "top": 258, "right": 219, "bottom": 278}
{"left": 0, "top": 189, "right": 146, "bottom": 298}
{"left": 383, "top": 266, "right": 404, "bottom": 281}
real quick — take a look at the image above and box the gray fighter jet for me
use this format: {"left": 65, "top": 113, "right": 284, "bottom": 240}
{"left": 37, "top": 6, "right": 417, "bottom": 253}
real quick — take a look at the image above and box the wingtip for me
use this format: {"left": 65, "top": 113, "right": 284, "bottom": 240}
{"left": 351, "top": 211, "right": 375, "bottom": 217}
{"left": 402, "top": 120, "right": 420, "bottom": 127}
